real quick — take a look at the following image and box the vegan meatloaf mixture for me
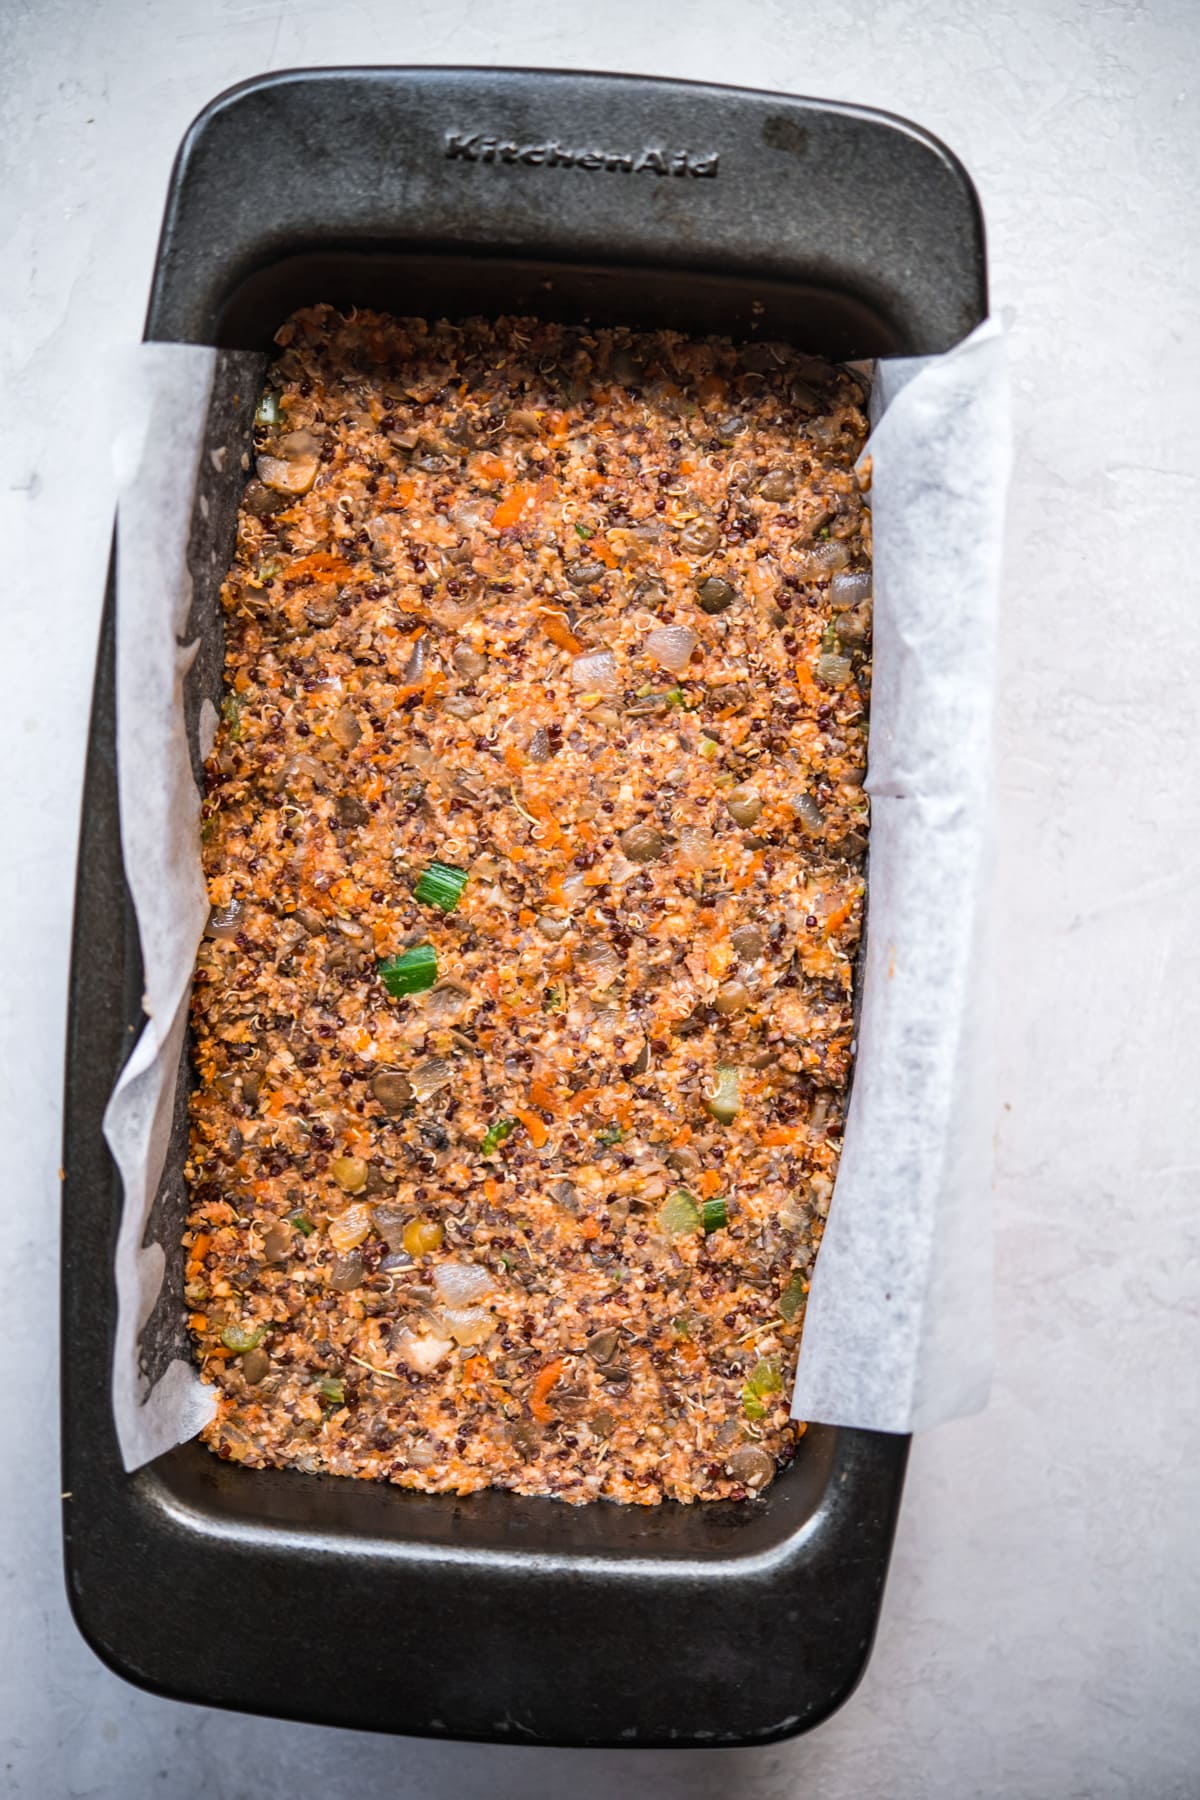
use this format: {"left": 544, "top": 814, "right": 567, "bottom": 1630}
{"left": 185, "top": 306, "right": 873, "bottom": 1505}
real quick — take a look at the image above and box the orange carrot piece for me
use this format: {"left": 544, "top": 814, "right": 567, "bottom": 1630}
{"left": 287, "top": 553, "right": 352, "bottom": 582}
{"left": 530, "top": 1357, "right": 565, "bottom": 1422}
{"left": 515, "top": 1108, "right": 549, "bottom": 1149}
{"left": 538, "top": 607, "right": 585, "bottom": 654}
{"left": 491, "top": 484, "right": 536, "bottom": 530}
{"left": 528, "top": 1076, "right": 560, "bottom": 1112}
{"left": 698, "top": 1170, "right": 722, "bottom": 1198}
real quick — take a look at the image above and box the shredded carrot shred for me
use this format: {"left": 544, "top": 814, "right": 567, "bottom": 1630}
{"left": 530, "top": 1357, "right": 565, "bottom": 1422}
{"left": 698, "top": 1171, "right": 722, "bottom": 1198}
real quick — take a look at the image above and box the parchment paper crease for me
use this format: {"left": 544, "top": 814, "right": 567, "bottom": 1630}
{"left": 104, "top": 324, "right": 1008, "bottom": 1471}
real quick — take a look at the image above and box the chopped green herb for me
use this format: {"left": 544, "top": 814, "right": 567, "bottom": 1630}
{"left": 542, "top": 985, "right": 564, "bottom": 1012}
{"left": 480, "top": 1117, "right": 517, "bottom": 1156}
{"left": 596, "top": 1125, "right": 626, "bottom": 1147}
{"left": 413, "top": 861, "right": 469, "bottom": 912}
{"left": 574, "top": 522, "right": 593, "bottom": 538}
{"left": 701, "top": 1196, "right": 729, "bottom": 1234}
{"left": 659, "top": 1189, "right": 702, "bottom": 1235}
{"left": 742, "top": 1357, "right": 783, "bottom": 1419}
{"left": 379, "top": 944, "right": 437, "bottom": 996}
{"left": 318, "top": 1376, "right": 345, "bottom": 1406}
{"left": 671, "top": 1312, "right": 695, "bottom": 1339}
{"left": 288, "top": 1210, "right": 315, "bottom": 1237}
{"left": 257, "top": 557, "right": 283, "bottom": 581}
{"left": 778, "top": 1271, "right": 808, "bottom": 1321}
{"left": 699, "top": 736, "right": 720, "bottom": 761}
{"left": 221, "top": 692, "right": 243, "bottom": 740}
{"left": 255, "top": 388, "right": 283, "bottom": 427}
{"left": 664, "top": 686, "right": 687, "bottom": 708}
{"left": 220, "top": 1323, "right": 265, "bottom": 1354}
{"left": 818, "top": 525, "right": 831, "bottom": 538}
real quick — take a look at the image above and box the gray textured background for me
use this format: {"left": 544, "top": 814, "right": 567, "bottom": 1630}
{"left": 2, "top": 2, "right": 1198, "bottom": 1795}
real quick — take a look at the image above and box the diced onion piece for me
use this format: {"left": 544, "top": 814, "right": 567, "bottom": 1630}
{"left": 432, "top": 1260, "right": 495, "bottom": 1305}
{"left": 424, "top": 980, "right": 472, "bottom": 1023}
{"left": 795, "top": 792, "right": 825, "bottom": 833}
{"left": 436, "top": 1305, "right": 496, "bottom": 1347}
{"left": 328, "top": 1201, "right": 373, "bottom": 1252}
{"left": 645, "top": 624, "right": 698, "bottom": 675}
{"left": 205, "top": 898, "right": 244, "bottom": 938}
{"left": 409, "top": 1055, "right": 455, "bottom": 1101}
{"left": 679, "top": 826, "right": 713, "bottom": 870}
{"left": 570, "top": 649, "right": 619, "bottom": 693}
{"left": 402, "top": 635, "right": 427, "bottom": 683}
{"left": 816, "top": 652, "right": 853, "bottom": 687}
{"left": 256, "top": 444, "right": 319, "bottom": 496}
{"left": 255, "top": 389, "right": 283, "bottom": 427}
{"left": 829, "top": 570, "right": 872, "bottom": 610}
{"left": 393, "top": 1329, "right": 455, "bottom": 1375}
{"left": 573, "top": 940, "right": 621, "bottom": 992}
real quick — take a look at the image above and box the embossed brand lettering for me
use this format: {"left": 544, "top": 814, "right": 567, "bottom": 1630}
{"left": 444, "top": 130, "right": 719, "bottom": 178}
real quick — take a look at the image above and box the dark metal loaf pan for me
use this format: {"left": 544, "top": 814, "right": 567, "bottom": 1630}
{"left": 62, "top": 67, "right": 985, "bottom": 1748}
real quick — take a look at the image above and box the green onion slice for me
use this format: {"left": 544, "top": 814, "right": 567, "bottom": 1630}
{"left": 379, "top": 944, "right": 437, "bottom": 996}
{"left": 318, "top": 1376, "right": 345, "bottom": 1405}
{"left": 413, "top": 861, "right": 469, "bottom": 912}
{"left": 287, "top": 1210, "right": 315, "bottom": 1237}
{"left": 701, "top": 1196, "right": 728, "bottom": 1234}
{"left": 480, "top": 1117, "right": 516, "bottom": 1157}
{"left": 778, "top": 1271, "right": 807, "bottom": 1321}
{"left": 221, "top": 1323, "right": 265, "bottom": 1354}
{"left": 659, "top": 1189, "right": 702, "bottom": 1236}
{"left": 742, "top": 1357, "right": 783, "bottom": 1419}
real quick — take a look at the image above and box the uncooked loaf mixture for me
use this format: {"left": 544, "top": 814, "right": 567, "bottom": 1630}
{"left": 184, "top": 306, "right": 872, "bottom": 1504}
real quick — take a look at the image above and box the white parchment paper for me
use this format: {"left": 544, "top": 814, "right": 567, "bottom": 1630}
{"left": 105, "top": 324, "right": 1008, "bottom": 1470}
{"left": 792, "top": 320, "right": 1010, "bottom": 1431}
